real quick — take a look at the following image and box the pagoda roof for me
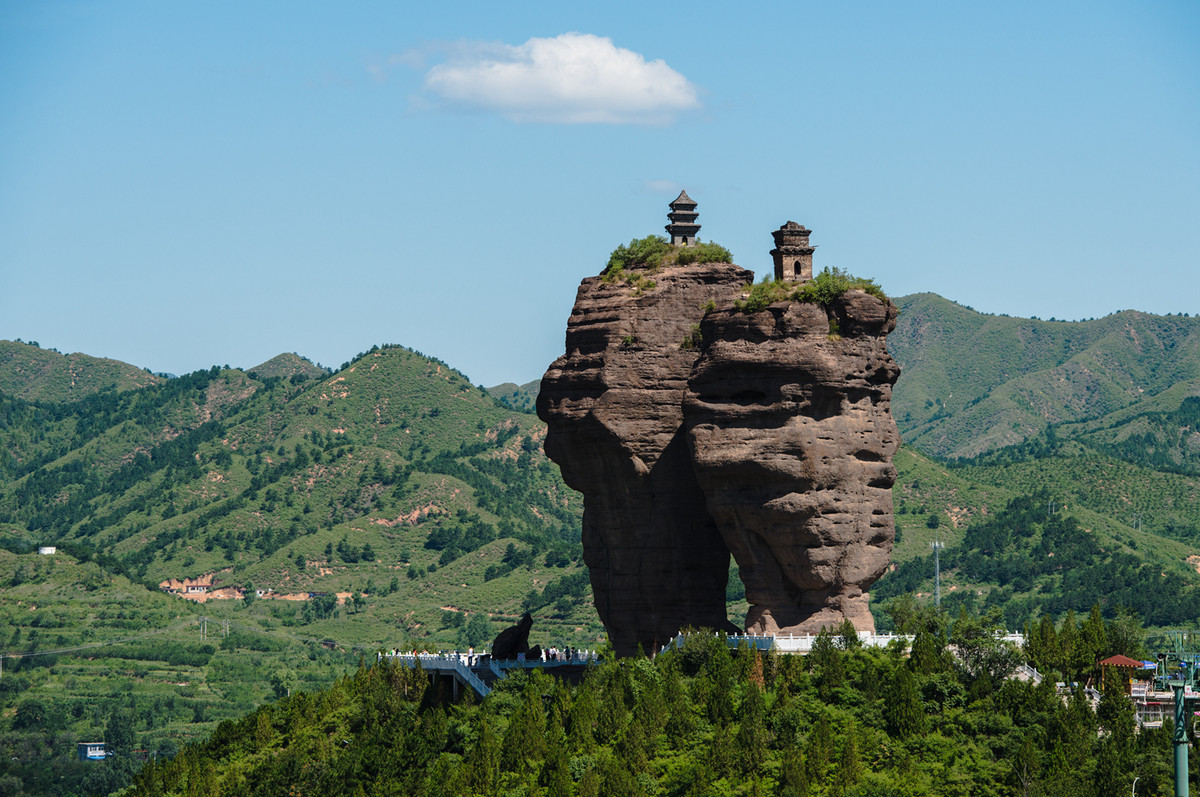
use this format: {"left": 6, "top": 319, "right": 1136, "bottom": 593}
{"left": 670, "top": 189, "right": 696, "bottom": 207}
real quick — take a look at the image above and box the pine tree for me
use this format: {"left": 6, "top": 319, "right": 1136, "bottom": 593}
{"left": 1076, "top": 603, "right": 1108, "bottom": 684}
{"left": 884, "top": 664, "right": 926, "bottom": 739}
{"left": 830, "top": 720, "right": 862, "bottom": 796}
{"left": 804, "top": 713, "right": 833, "bottom": 786}
{"left": 778, "top": 745, "right": 809, "bottom": 797}
{"left": 810, "top": 627, "right": 845, "bottom": 698}
{"left": 567, "top": 680, "right": 599, "bottom": 753}
{"left": 736, "top": 682, "right": 769, "bottom": 777}
{"left": 466, "top": 715, "right": 500, "bottom": 793}
{"left": 500, "top": 679, "right": 546, "bottom": 773}
{"left": 538, "top": 723, "right": 573, "bottom": 795}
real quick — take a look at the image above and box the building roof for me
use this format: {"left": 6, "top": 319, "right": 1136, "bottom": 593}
{"left": 1099, "top": 654, "right": 1145, "bottom": 668}
{"left": 670, "top": 189, "right": 696, "bottom": 207}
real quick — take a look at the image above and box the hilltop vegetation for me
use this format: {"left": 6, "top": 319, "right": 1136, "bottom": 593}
{"left": 0, "top": 339, "right": 162, "bottom": 402}
{"left": 486, "top": 380, "right": 540, "bottom": 414}
{"left": 245, "top": 352, "right": 329, "bottom": 381}
{"left": 888, "top": 294, "right": 1200, "bottom": 461}
{"left": 127, "top": 615, "right": 1172, "bottom": 797}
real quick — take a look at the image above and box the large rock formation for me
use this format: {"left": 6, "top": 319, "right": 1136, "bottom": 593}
{"left": 539, "top": 257, "right": 900, "bottom": 655}
{"left": 683, "top": 292, "right": 900, "bottom": 636}
{"left": 537, "top": 262, "right": 751, "bottom": 655}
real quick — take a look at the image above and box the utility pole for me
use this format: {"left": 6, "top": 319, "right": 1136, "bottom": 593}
{"left": 200, "top": 617, "right": 207, "bottom": 641}
{"left": 931, "top": 540, "right": 945, "bottom": 608}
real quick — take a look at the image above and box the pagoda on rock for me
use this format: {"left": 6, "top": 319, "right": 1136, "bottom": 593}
{"left": 665, "top": 190, "right": 700, "bottom": 246}
{"left": 771, "top": 221, "right": 816, "bottom": 283}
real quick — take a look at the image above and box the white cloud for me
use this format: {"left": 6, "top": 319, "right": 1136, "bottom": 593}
{"left": 642, "top": 179, "right": 682, "bottom": 194}
{"left": 421, "top": 33, "right": 700, "bottom": 125}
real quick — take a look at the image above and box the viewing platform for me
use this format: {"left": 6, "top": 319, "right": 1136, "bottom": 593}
{"left": 378, "top": 649, "right": 599, "bottom": 700}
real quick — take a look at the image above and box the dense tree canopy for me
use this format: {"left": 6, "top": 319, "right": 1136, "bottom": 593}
{"left": 127, "top": 615, "right": 1184, "bottom": 797}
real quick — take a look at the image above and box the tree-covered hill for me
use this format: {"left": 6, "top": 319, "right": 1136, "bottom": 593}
{"left": 0, "top": 344, "right": 598, "bottom": 656}
{"left": 0, "top": 343, "right": 600, "bottom": 795}
{"left": 5, "top": 299, "right": 1200, "bottom": 794}
{"left": 0, "top": 339, "right": 163, "bottom": 402}
{"left": 124, "top": 618, "right": 1174, "bottom": 797}
{"left": 889, "top": 294, "right": 1200, "bottom": 460}
{"left": 486, "top": 379, "right": 540, "bottom": 414}
{"left": 246, "top": 352, "right": 329, "bottom": 381}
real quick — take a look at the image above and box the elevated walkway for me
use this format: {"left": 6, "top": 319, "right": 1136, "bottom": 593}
{"left": 378, "top": 650, "right": 598, "bottom": 700}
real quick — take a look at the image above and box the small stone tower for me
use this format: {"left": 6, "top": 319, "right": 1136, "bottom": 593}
{"left": 665, "top": 190, "right": 700, "bottom": 246}
{"left": 771, "top": 221, "right": 816, "bottom": 283}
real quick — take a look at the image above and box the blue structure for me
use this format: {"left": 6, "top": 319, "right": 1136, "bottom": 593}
{"left": 77, "top": 742, "right": 107, "bottom": 762}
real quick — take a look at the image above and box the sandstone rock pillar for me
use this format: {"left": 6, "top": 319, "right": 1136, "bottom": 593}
{"left": 682, "top": 291, "right": 901, "bottom": 635}
{"left": 537, "top": 262, "right": 751, "bottom": 656}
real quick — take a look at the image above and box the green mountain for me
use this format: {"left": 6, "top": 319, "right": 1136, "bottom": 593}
{"left": 0, "top": 339, "right": 163, "bottom": 402}
{"left": 888, "top": 293, "right": 1200, "bottom": 460}
{"left": 3, "top": 294, "right": 1200, "bottom": 794}
{"left": 0, "top": 343, "right": 603, "bottom": 794}
{"left": 872, "top": 296, "right": 1200, "bottom": 630}
{"left": 0, "top": 343, "right": 591, "bottom": 642}
{"left": 246, "top": 352, "right": 329, "bottom": 381}
{"left": 485, "top": 379, "right": 540, "bottom": 413}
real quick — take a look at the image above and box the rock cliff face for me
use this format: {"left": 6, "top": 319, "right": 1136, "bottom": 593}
{"left": 538, "top": 262, "right": 900, "bottom": 655}
{"left": 537, "top": 263, "right": 752, "bottom": 656}
{"left": 683, "top": 292, "right": 900, "bottom": 636}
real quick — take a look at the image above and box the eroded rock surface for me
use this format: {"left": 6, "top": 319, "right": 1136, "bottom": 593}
{"left": 537, "top": 263, "right": 751, "bottom": 655}
{"left": 539, "top": 263, "right": 900, "bottom": 654}
{"left": 683, "top": 291, "right": 901, "bottom": 635}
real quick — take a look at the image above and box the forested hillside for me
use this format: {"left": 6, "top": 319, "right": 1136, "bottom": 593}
{"left": 0, "top": 342, "right": 597, "bottom": 795}
{"left": 888, "top": 294, "right": 1200, "bottom": 461}
{"left": 3, "top": 293, "right": 1200, "bottom": 795}
{"left": 124, "top": 616, "right": 1175, "bottom": 797}
{"left": 0, "top": 339, "right": 163, "bottom": 402}
{"left": 0, "top": 342, "right": 591, "bottom": 646}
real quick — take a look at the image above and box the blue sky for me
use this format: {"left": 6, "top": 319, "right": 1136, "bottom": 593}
{"left": 2, "top": 1, "right": 1197, "bottom": 386}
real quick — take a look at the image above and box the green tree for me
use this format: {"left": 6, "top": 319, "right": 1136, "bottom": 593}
{"left": 1105, "top": 607, "right": 1145, "bottom": 660}
{"left": 465, "top": 715, "right": 500, "bottom": 793}
{"left": 809, "top": 627, "right": 845, "bottom": 698}
{"left": 779, "top": 745, "right": 809, "bottom": 797}
{"left": 462, "top": 613, "right": 492, "bottom": 649}
{"left": 884, "top": 664, "right": 926, "bottom": 739}
{"left": 951, "top": 608, "right": 1022, "bottom": 698}
{"left": 1094, "top": 667, "right": 1136, "bottom": 796}
{"left": 911, "top": 626, "right": 950, "bottom": 675}
{"left": 1076, "top": 602, "right": 1108, "bottom": 682}
{"left": 736, "top": 682, "right": 770, "bottom": 776}
{"left": 830, "top": 720, "right": 862, "bottom": 796}
{"left": 500, "top": 678, "right": 546, "bottom": 773}
{"left": 837, "top": 618, "right": 861, "bottom": 650}
{"left": 105, "top": 706, "right": 136, "bottom": 759}
{"left": 805, "top": 713, "right": 834, "bottom": 786}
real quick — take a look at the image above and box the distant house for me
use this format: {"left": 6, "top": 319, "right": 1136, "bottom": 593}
{"left": 159, "top": 574, "right": 222, "bottom": 598}
{"left": 37, "top": 546, "right": 56, "bottom": 555}
{"left": 78, "top": 742, "right": 107, "bottom": 762}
